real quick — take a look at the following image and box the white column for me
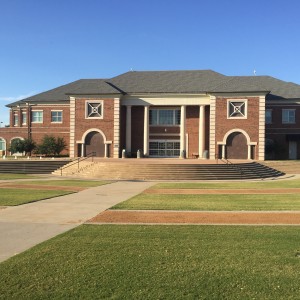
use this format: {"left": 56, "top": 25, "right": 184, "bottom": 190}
{"left": 81, "top": 144, "right": 85, "bottom": 157}
{"left": 180, "top": 105, "right": 186, "bottom": 158}
{"left": 248, "top": 145, "right": 251, "bottom": 160}
{"left": 222, "top": 145, "right": 226, "bottom": 159}
{"left": 143, "top": 106, "right": 149, "bottom": 156}
{"left": 126, "top": 105, "right": 132, "bottom": 153}
{"left": 198, "top": 105, "right": 205, "bottom": 159}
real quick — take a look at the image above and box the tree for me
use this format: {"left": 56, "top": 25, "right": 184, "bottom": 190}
{"left": 9, "top": 138, "right": 37, "bottom": 156}
{"left": 53, "top": 137, "right": 67, "bottom": 156}
{"left": 9, "top": 139, "right": 24, "bottom": 154}
{"left": 23, "top": 138, "right": 36, "bottom": 156}
{"left": 36, "top": 135, "right": 67, "bottom": 156}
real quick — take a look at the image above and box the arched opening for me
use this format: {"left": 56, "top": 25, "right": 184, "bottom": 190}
{"left": 0, "top": 138, "right": 6, "bottom": 155}
{"left": 10, "top": 137, "right": 24, "bottom": 156}
{"left": 84, "top": 131, "right": 105, "bottom": 157}
{"left": 226, "top": 132, "right": 247, "bottom": 159}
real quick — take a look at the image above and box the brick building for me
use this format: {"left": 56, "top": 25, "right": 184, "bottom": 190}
{"left": 1, "top": 70, "right": 300, "bottom": 160}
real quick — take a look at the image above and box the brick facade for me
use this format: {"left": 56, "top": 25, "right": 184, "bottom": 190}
{"left": 215, "top": 97, "right": 260, "bottom": 159}
{"left": 1, "top": 70, "right": 300, "bottom": 160}
{"left": 73, "top": 98, "right": 115, "bottom": 158}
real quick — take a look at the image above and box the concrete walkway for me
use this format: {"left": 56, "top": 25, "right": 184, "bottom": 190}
{"left": 0, "top": 181, "right": 154, "bottom": 263}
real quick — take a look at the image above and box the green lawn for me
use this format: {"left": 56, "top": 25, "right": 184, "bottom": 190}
{"left": 0, "top": 189, "right": 74, "bottom": 206}
{"left": 0, "top": 180, "right": 111, "bottom": 206}
{"left": 152, "top": 179, "right": 300, "bottom": 189}
{"left": 0, "top": 225, "right": 299, "bottom": 299}
{"left": 112, "top": 193, "right": 300, "bottom": 211}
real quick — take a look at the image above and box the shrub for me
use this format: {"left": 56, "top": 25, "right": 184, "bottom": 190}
{"left": 36, "top": 135, "right": 67, "bottom": 156}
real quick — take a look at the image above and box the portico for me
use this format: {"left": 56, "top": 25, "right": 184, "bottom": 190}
{"left": 123, "top": 95, "right": 210, "bottom": 158}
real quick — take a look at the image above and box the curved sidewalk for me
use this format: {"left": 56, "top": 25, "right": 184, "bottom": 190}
{"left": 0, "top": 181, "right": 155, "bottom": 263}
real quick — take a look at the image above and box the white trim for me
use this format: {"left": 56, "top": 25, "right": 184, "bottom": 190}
{"left": 209, "top": 95, "right": 216, "bottom": 159}
{"left": 218, "top": 129, "right": 257, "bottom": 160}
{"left": 113, "top": 98, "right": 120, "bottom": 158}
{"left": 227, "top": 99, "right": 248, "bottom": 119}
{"left": 76, "top": 128, "right": 108, "bottom": 144}
{"left": 10, "top": 136, "right": 25, "bottom": 142}
{"left": 218, "top": 129, "right": 256, "bottom": 145}
{"left": 69, "top": 97, "right": 76, "bottom": 158}
{"left": 122, "top": 95, "right": 210, "bottom": 106}
{"left": 258, "top": 95, "right": 266, "bottom": 160}
{"left": 144, "top": 106, "right": 150, "bottom": 156}
{"left": 0, "top": 137, "right": 6, "bottom": 151}
{"left": 198, "top": 105, "right": 205, "bottom": 158}
{"left": 180, "top": 105, "right": 186, "bottom": 158}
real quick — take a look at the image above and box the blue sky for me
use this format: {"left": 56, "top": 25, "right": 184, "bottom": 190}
{"left": 1, "top": 0, "right": 300, "bottom": 124}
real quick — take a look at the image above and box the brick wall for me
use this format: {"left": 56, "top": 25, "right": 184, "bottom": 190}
{"left": 73, "top": 98, "right": 115, "bottom": 157}
{"left": 2, "top": 104, "right": 70, "bottom": 155}
{"left": 215, "top": 97, "right": 260, "bottom": 159}
{"left": 266, "top": 104, "right": 300, "bottom": 159}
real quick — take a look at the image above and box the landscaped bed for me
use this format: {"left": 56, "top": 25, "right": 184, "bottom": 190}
{"left": 0, "top": 225, "right": 299, "bottom": 299}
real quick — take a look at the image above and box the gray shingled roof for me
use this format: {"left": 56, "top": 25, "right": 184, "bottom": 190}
{"left": 6, "top": 79, "right": 121, "bottom": 107}
{"left": 210, "top": 76, "right": 300, "bottom": 99}
{"left": 109, "top": 70, "right": 226, "bottom": 93}
{"left": 6, "top": 70, "right": 300, "bottom": 107}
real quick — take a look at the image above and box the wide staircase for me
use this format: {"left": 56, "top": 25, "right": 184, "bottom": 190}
{"left": 0, "top": 160, "right": 71, "bottom": 174}
{"left": 53, "top": 160, "right": 285, "bottom": 180}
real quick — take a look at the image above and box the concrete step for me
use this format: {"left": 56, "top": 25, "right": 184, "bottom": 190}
{"left": 0, "top": 160, "right": 71, "bottom": 174}
{"left": 52, "top": 160, "right": 284, "bottom": 180}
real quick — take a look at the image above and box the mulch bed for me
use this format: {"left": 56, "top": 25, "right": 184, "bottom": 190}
{"left": 88, "top": 210, "right": 300, "bottom": 225}
{"left": 145, "top": 188, "right": 300, "bottom": 194}
{"left": 88, "top": 187, "right": 300, "bottom": 225}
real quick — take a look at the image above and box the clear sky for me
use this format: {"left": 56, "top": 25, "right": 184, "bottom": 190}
{"left": 1, "top": 0, "right": 300, "bottom": 125}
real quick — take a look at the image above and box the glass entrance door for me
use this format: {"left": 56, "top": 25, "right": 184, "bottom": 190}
{"left": 149, "top": 140, "right": 180, "bottom": 157}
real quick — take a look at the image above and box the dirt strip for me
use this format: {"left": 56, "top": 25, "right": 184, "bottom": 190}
{"left": 145, "top": 188, "right": 300, "bottom": 194}
{"left": 88, "top": 210, "right": 300, "bottom": 225}
{"left": 0, "top": 184, "right": 85, "bottom": 192}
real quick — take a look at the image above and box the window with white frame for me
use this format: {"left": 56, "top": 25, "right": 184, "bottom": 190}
{"left": 13, "top": 112, "right": 19, "bottom": 126}
{"left": 51, "top": 110, "right": 63, "bottom": 123}
{"left": 86, "top": 101, "right": 103, "bottom": 119}
{"left": 265, "top": 109, "right": 272, "bottom": 124}
{"left": 282, "top": 109, "right": 295, "bottom": 124}
{"left": 22, "top": 112, "right": 27, "bottom": 125}
{"left": 227, "top": 100, "right": 247, "bottom": 118}
{"left": 0, "top": 138, "right": 5, "bottom": 151}
{"left": 150, "top": 109, "right": 181, "bottom": 125}
{"left": 32, "top": 111, "right": 43, "bottom": 123}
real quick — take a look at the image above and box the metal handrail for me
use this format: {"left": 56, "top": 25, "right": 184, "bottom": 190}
{"left": 217, "top": 155, "right": 244, "bottom": 179}
{"left": 60, "top": 152, "right": 96, "bottom": 176}
{"left": 225, "top": 159, "right": 244, "bottom": 179}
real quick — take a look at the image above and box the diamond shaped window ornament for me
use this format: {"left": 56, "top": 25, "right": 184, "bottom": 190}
{"left": 229, "top": 101, "right": 246, "bottom": 118}
{"left": 87, "top": 102, "right": 102, "bottom": 118}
